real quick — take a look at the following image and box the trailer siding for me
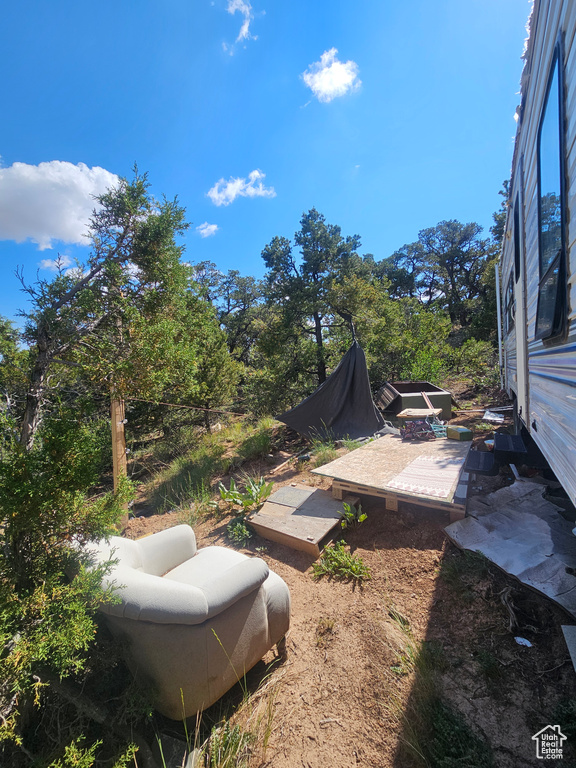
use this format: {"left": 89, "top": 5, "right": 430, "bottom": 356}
{"left": 502, "top": 0, "right": 576, "bottom": 506}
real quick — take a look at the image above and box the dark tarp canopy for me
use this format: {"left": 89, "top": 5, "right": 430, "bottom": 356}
{"left": 276, "top": 341, "right": 385, "bottom": 440}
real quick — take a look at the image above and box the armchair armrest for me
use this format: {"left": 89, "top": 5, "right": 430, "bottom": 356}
{"left": 101, "top": 557, "right": 269, "bottom": 625}
{"left": 201, "top": 558, "right": 269, "bottom": 619}
{"left": 102, "top": 566, "right": 209, "bottom": 624}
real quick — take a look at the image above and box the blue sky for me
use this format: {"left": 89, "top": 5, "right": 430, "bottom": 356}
{"left": 0, "top": 0, "right": 530, "bottom": 323}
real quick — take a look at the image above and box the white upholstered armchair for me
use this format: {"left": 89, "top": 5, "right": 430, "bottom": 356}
{"left": 89, "top": 524, "right": 290, "bottom": 720}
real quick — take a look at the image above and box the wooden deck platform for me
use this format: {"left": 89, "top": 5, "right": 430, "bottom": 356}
{"left": 248, "top": 484, "right": 357, "bottom": 557}
{"left": 312, "top": 434, "right": 471, "bottom": 522}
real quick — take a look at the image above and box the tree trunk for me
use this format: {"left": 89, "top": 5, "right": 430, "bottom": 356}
{"left": 19, "top": 314, "right": 108, "bottom": 451}
{"left": 204, "top": 408, "right": 212, "bottom": 433}
{"left": 19, "top": 325, "right": 51, "bottom": 451}
{"left": 313, "top": 311, "right": 326, "bottom": 385}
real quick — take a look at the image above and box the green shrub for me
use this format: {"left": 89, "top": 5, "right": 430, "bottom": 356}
{"left": 448, "top": 338, "right": 499, "bottom": 390}
{"left": 237, "top": 427, "right": 272, "bottom": 461}
{"left": 152, "top": 438, "right": 228, "bottom": 511}
{"left": 342, "top": 437, "right": 363, "bottom": 452}
{"left": 0, "top": 410, "right": 133, "bottom": 754}
{"left": 427, "top": 699, "right": 494, "bottom": 767}
{"left": 400, "top": 346, "right": 448, "bottom": 383}
{"left": 147, "top": 417, "right": 277, "bottom": 514}
{"left": 178, "top": 481, "right": 219, "bottom": 526}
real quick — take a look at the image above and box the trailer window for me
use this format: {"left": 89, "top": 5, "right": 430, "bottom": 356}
{"left": 505, "top": 273, "right": 515, "bottom": 334}
{"left": 535, "top": 43, "right": 567, "bottom": 341}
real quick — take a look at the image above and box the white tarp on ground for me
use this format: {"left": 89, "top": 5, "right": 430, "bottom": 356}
{"left": 445, "top": 481, "right": 576, "bottom": 618}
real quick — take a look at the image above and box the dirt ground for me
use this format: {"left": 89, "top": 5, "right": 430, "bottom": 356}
{"left": 124, "top": 405, "right": 576, "bottom": 768}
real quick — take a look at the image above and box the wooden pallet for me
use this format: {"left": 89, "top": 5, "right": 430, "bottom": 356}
{"left": 331, "top": 476, "right": 468, "bottom": 523}
{"left": 249, "top": 484, "right": 359, "bottom": 557}
{"left": 313, "top": 434, "right": 471, "bottom": 523}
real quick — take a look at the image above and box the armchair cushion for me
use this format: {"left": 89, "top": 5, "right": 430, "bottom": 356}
{"left": 165, "top": 552, "right": 270, "bottom": 620}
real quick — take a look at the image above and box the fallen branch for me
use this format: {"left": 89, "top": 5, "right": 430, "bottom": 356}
{"left": 270, "top": 448, "right": 310, "bottom": 475}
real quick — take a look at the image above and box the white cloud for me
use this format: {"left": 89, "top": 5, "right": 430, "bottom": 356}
{"left": 227, "top": 0, "right": 255, "bottom": 43}
{"left": 0, "top": 160, "right": 118, "bottom": 250}
{"left": 207, "top": 169, "right": 276, "bottom": 206}
{"left": 39, "top": 254, "right": 73, "bottom": 271}
{"left": 196, "top": 222, "right": 219, "bottom": 238}
{"left": 302, "top": 48, "right": 361, "bottom": 103}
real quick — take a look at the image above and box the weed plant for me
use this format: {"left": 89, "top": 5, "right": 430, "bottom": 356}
{"left": 342, "top": 437, "right": 363, "bottom": 451}
{"left": 204, "top": 721, "right": 254, "bottom": 768}
{"left": 219, "top": 477, "right": 244, "bottom": 508}
{"left": 315, "top": 617, "right": 336, "bottom": 648}
{"left": 149, "top": 421, "right": 205, "bottom": 464}
{"left": 227, "top": 518, "right": 253, "bottom": 546}
{"left": 388, "top": 604, "right": 412, "bottom": 634}
{"left": 243, "top": 476, "right": 274, "bottom": 507}
{"left": 312, "top": 541, "right": 371, "bottom": 583}
{"left": 309, "top": 431, "right": 364, "bottom": 469}
{"left": 154, "top": 659, "right": 280, "bottom": 768}
{"left": 311, "top": 442, "right": 338, "bottom": 468}
{"left": 477, "top": 649, "right": 503, "bottom": 686}
{"left": 152, "top": 440, "right": 228, "bottom": 512}
{"left": 425, "top": 700, "right": 494, "bottom": 767}
{"left": 552, "top": 698, "right": 576, "bottom": 741}
{"left": 219, "top": 476, "right": 274, "bottom": 514}
{"left": 338, "top": 501, "right": 367, "bottom": 530}
{"left": 224, "top": 417, "right": 277, "bottom": 466}
{"left": 178, "top": 482, "right": 219, "bottom": 526}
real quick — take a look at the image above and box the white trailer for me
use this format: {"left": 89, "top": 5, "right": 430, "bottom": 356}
{"left": 501, "top": 0, "right": 576, "bottom": 506}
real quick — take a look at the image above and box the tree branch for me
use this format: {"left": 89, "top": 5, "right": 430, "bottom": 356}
{"left": 49, "top": 224, "right": 132, "bottom": 313}
{"left": 36, "top": 668, "right": 159, "bottom": 768}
